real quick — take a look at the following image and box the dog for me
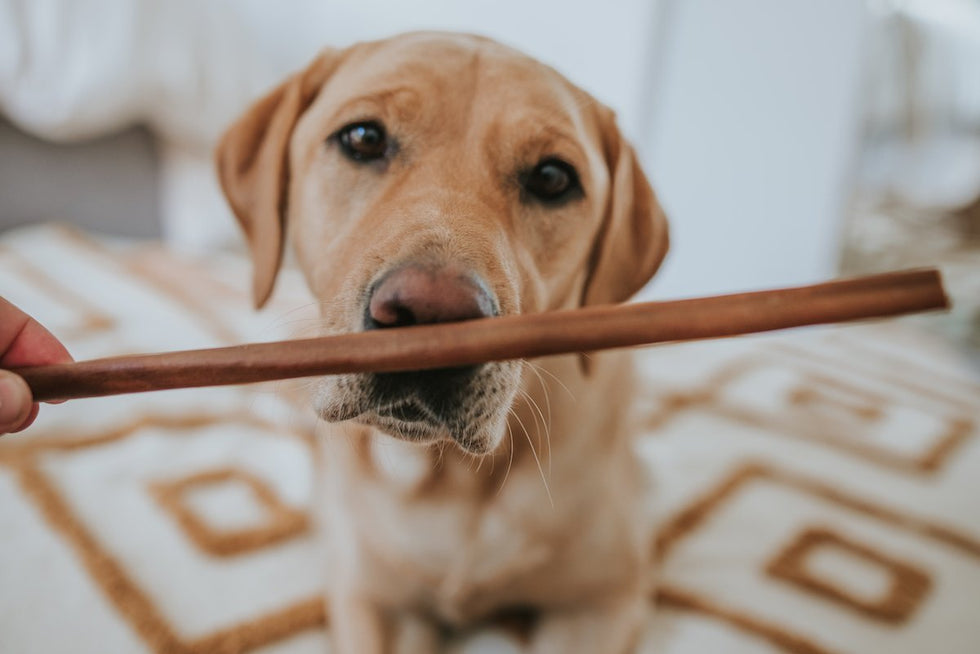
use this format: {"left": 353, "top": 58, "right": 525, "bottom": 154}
{"left": 216, "top": 32, "right": 668, "bottom": 653}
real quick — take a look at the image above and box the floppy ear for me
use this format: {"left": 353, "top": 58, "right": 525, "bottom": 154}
{"left": 215, "top": 49, "right": 342, "bottom": 308}
{"left": 581, "top": 109, "right": 669, "bottom": 307}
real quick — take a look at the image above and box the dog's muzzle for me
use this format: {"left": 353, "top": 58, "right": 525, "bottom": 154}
{"left": 355, "top": 263, "right": 505, "bottom": 450}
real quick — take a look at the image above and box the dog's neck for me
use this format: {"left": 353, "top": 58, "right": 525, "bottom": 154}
{"left": 323, "top": 352, "right": 639, "bottom": 503}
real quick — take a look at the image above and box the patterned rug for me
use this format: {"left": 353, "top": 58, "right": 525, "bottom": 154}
{"left": 1, "top": 225, "right": 978, "bottom": 653}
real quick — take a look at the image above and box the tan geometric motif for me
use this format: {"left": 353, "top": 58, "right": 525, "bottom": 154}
{"left": 0, "top": 414, "right": 326, "bottom": 653}
{"left": 0, "top": 243, "right": 115, "bottom": 340}
{"left": 118, "top": 246, "right": 245, "bottom": 345}
{"left": 151, "top": 468, "right": 309, "bottom": 558}
{"left": 654, "top": 463, "right": 980, "bottom": 654}
{"left": 52, "top": 227, "right": 244, "bottom": 345}
{"left": 656, "top": 587, "right": 838, "bottom": 654}
{"left": 641, "top": 356, "right": 975, "bottom": 475}
{"left": 772, "top": 339, "right": 978, "bottom": 415}
{"left": 820, "top": 333, "right": 980, "bottom": 411}
{"left": 56, "top": 226, "right": 317, "bottom": 349}
{"left": 766, "top": 527, "right": 932, "bottom": 623}
{"left": 712, "top": 361, "right": 973, "bottom": 474}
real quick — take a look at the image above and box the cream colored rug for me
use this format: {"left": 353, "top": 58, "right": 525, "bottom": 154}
{"left": 1, "top": 225, "right": 978, "bottom": 653}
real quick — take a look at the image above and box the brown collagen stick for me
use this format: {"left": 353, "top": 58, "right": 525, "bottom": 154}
{"left": 12, "top": 269, "right": 949, "bottom": 402}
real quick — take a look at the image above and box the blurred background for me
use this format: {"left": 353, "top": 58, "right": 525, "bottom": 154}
{"left": 1, "top": 0, "right": 978, "bottom": 353}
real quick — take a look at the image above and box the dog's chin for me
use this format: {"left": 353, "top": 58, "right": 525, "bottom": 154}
{"left": 312, "top": 364, "right": 519, "bottom": 455}
{"left": 358, "top": 400, "right": 448, "bottom": 445}
{"left": 313, "top": 384, "right": 506, "bottom": 455}
{"left": 356, "top": 405, "right": 504, "bottom": 455}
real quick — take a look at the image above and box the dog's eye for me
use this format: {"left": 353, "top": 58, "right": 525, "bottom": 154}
{"left": 523, "top": 158, "right": 580, "bottom": 203}
{"left": 337, "top": 122, "right": 388, "bottom": 161}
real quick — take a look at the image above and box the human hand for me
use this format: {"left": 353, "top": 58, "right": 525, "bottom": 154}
{"left": 0, "top": 297, "right": 72, "bottom": 434}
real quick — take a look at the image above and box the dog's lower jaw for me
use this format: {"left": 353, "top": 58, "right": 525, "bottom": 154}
{"left": 314, "top": 404, "right": 508, "bottom": 455}
{"left": 355, "top": 412, "right": 447, "bottom": 446}
{"left": 350, "top": 409, "right": 509, "bottom": 455}
{"left": 312, "top": 367, "right": 519, "bottom": 455}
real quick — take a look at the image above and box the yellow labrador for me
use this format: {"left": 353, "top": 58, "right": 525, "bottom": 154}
{"left": 217, "top": 32, "right": 668, "bottom": 654}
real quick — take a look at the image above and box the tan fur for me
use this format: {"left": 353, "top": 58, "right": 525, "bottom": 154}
{"left": 217, "top": 32, "right": 668, "bottom": 653}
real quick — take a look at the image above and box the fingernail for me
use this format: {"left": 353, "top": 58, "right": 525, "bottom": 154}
{"left": 0, "top": 372, "right": 32, "bottom": 432}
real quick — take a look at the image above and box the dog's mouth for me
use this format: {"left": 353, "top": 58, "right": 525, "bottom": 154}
{"left": 313, "top": 262, "right": 521, "bottom": 454}
{"left": 360, "top": 367, "right": 488, "bottom": 448}
{"left": 380, "top": 398, "right": 437, "bottom": 424}
{"left": 360, "top": 395, "right": 446, "bottom": 440}
{"left": 315, "top": 363, "right": 520, "bottom": 454}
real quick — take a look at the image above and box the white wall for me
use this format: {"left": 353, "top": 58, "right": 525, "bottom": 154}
{"left": 640, "top": 0, "right": 869, "bottom": 300}
{"left": 236, "top": 0, "right": 660, "bottom": 140}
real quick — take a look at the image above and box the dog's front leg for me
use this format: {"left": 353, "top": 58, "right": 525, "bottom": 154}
{"left": 330, "top": 593, "right": 387, "bottom": 654}
{"left": 528, "top": 594, "right": 647, "bottom": 654}
{"left": 330, "top": 593, "right": 440, "bottom": 654}
{"left": 388, "top": 612, "right": 442, "bottom": 654}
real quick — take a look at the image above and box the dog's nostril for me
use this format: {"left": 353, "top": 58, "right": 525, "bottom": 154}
{"left": 370, "top": 297, "right": 421, "bottom": 328}
{"left": 366, "top": 265, "right": 495, "bottom": 330}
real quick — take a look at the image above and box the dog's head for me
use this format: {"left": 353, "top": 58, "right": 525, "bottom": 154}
{"left": 216, "top": 32, "right": 668, "bottom": 454}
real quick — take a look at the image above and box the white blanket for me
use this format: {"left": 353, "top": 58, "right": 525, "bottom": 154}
{"left": 1, "top": 225, "right": 978, "bottom": 653}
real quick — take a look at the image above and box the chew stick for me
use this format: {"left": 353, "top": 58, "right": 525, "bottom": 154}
{"left": 12, "top": 269, "right": 948, "bottom": 402}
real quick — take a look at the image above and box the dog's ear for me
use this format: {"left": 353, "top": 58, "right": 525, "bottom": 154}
{"left": 215, "top": 49, "right": 342, "bottom": 308}
{"left": 581, "top": 108, "right": 669, "bottom": 308}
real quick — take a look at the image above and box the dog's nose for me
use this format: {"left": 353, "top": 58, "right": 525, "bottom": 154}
{"left": 366, "top": 265, "right": 496, "bottom": 329}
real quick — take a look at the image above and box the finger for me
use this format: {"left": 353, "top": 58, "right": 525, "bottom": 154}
{"left": 0, "top": 296, "right": 73, "bottom": 368}
{"left": 0, "top": 370, "right": 33, "bottom": 435}
{"left": 13, "top": 402, "right": 40, "bottom": 432}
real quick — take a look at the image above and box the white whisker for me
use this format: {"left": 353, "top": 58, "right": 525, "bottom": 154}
{"left": 511, "top": 404, "right": 553, "bottom": 508}
{"left": 521, "top": 364, "right": 554, "bottom": 476}
{"left": 496, "top": 412, "right": 517, "bottom": 496}
{"left": 525, "top": 360, "right": 575, "bottom": 401}
{"left": 517, "top": 387, "right": 550, "bottom": 476}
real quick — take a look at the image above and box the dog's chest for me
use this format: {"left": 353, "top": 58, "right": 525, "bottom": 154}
{"left": 329, "top": 437, "right": 646, "bottom": 624}
{"left": 354, "top": 465, "right": 557, "bottom": 620}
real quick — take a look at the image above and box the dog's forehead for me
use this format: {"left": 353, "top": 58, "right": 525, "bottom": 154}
{"left": 331, "top": 33, "right": 593, "bottom": 127}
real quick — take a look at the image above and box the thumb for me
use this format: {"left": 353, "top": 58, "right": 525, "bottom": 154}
{"left": 0, "top": 370, "right": 33, "bottom": 434}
